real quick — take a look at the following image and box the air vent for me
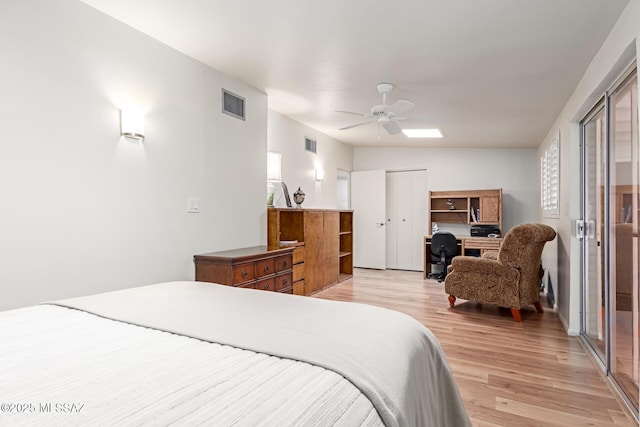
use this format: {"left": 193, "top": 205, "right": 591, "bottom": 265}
{"left": 305, "top": 137, "right": 317, "bottom": 153}
{"left": 222, "top": 89, "right": 245, "bottom": 120}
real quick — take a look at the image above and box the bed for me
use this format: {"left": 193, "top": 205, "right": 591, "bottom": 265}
{"left": 0, "top": 281, "right": 470, "bottom": 426}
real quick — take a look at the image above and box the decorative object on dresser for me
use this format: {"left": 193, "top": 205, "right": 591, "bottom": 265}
{"left": 266, "top": 151, "right": 293, "bottom": 207}
{"left": 194, "top": 246, "right": 294, "bottom": 293}
{"left": 293, "top": 187, "right": 305, "bottom": 207}
{"left": 268, "top": 208, "right": 353, "bottom": 295}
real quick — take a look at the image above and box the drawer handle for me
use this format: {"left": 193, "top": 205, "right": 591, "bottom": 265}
{"left": 283, "top": 261, "right": 288, "bottom": 268}
{"left": 241, "top": 270, "right": 248, "bottom": 278}
{"left": 282, "top": 279, "right": 288, "bottom": 285}
{"left": 264, "top": 284, "right": 270, "bottom": 290}
{"left": 264, "top": 265, "right": 270, "bottom": 272}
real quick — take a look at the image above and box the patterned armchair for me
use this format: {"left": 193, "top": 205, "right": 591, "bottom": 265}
{"left": 444, "top": 223, "right": 556, "bottom": 322}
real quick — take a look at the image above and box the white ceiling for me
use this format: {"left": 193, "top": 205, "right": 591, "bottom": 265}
{"left": 81, "top": 0, "right": 629, "bottom": 148}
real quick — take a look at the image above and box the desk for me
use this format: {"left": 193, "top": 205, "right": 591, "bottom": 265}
{"left": 423, "top": 235, "right": 502, "bottom": 279}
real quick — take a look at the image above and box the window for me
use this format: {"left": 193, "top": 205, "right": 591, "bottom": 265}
{"left": 541, "top": 132, "right": 560, "bottom": 217}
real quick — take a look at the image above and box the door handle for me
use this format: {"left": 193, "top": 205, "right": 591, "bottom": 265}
{"left": 376, "top": 222, "right": 385, "bottom": 227}
{"left": 575, "top": 219, "right": 584, "bottom": 239}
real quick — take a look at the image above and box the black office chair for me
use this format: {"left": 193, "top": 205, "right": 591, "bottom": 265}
{"left": 428, "top": 232, "right": 458, "bottom": 282}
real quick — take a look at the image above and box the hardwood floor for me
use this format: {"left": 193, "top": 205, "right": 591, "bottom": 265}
{"left": 313, "top": 268, "right": 636, "bottom": 427}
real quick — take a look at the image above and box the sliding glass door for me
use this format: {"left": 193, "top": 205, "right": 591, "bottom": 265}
{"left": 582, "top": 102, "right": 606, "bottom": 359}
{"left": 581, "top": 67, "right": 639, "bottom": 412}
{"left": 609, "top": 70, "right": 639, "bottom": 406}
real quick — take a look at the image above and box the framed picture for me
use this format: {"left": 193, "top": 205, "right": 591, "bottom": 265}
{"left": 281, "top": 182, "right": 293, "bottom": 208}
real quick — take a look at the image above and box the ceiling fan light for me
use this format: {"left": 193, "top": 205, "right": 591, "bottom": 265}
{"left": 402, "top": 129, "right": 443, "bottom": 138}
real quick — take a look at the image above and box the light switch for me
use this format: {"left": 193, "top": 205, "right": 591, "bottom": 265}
{"left": 187, "top": 197, "right": 200, "bottom": 213}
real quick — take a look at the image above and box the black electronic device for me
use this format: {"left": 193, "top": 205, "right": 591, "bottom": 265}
{"left": 470, "top": 225, "right": 501, "bottom": 237}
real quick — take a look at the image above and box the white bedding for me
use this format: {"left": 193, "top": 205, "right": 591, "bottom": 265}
{"left": 0, "top": 305, "right": 383, "bottom": 426}
{"left": 1, "top": 281, "right": 470, "bottom": 426}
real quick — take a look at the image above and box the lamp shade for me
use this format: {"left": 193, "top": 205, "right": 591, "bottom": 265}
{"left": 120, "top": 107, "right": 145, "bottom": 140}
{"left": 315, "top": 168, "right": 325, "bottom": 181}
{"left": 267, "top": 151, "right": 282, "bottom": 181}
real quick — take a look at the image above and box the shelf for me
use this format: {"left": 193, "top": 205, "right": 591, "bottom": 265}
{"left": 428, "top": 189, "right": 502, "bottom": 236}
{"left": 339, "top": 251, "right": 351, "bottom": 258}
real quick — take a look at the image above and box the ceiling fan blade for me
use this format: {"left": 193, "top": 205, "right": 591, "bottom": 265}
{"left": 386, "top": 100, "right": 415, "bottom": 115}
{"left": 336, "top": 109, "right": 369, "bottom": 117}
{"left": 339, "top": 119, "right": 374, "bottom": 131}
{"left": 382, "top": 120, "right": 402, "bottom": 135}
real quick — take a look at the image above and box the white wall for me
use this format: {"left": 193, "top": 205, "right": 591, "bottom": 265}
{"left": 0, "top": 0, "right": 267, "bottom": 310}
{"left": 353, "top": 147, "right": 539, "bottom": 233}
{"left": 537, "top": 0, "right": 640, "bottom": 334}
{"left": 267, "top": 111, "right": 353, "bottom": 208}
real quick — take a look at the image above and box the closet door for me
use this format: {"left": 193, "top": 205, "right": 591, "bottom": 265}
{"left": 385, "top": 169, "right": 427, "bottom": 271}
{"left": 385, "top": 172, "right": 398, "bottom": 269}
{"left": 395, "top": 172, "right": 413, "bottom": 270}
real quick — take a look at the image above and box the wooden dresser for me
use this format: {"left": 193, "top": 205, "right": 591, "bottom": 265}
{"left": 194, "top": 246, "right": 294, "bottom": 293}
{"left": 268, "top": 208, "right": 353, "bottom": 295}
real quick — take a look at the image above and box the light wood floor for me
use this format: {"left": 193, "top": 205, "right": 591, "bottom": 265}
{"left": 313, "top": 268, "right": 636, "bottom": 427}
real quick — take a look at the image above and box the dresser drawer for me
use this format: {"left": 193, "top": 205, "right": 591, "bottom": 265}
{"left": 292, "top": 246, "right": 305, "bottom": 264}
{"left": 194, "top": 246, "right": 294, "bottom": 293}
{"left": 232, "top": 263, "right": 255, "bottom": 284}
{"left": 293, "top": 281, "right": 305, "bottom": 296}
{"left": 255, "top": 277, "right": 275, "bottom": 292}
{"left": 293, "top": 264, "right": 304, "bottom": 283}
{"left": 256, "top": 258, "right": 275, "bottom": 278}
{"left": 275, "top": 255, "right": 292, "bottom": 272}
{"left": 275, "top": 273, "right": 293, "bottom": 291}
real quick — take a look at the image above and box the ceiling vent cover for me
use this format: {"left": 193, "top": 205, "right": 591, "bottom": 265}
{"left": 305, "top": 137, "right": 317, "bottom": 154}
{"left": 222, "top": 89, "right": 245, "bottom": 120}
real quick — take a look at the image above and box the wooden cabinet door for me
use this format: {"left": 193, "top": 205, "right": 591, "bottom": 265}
{"left": 480, "top": 197, "right": 500, "bottom": 223}
{"left": 303, "top": 211, "right": 324, "bottom": 294}
{"left": 323, "top": 211, "right": 339, "bottom": 287}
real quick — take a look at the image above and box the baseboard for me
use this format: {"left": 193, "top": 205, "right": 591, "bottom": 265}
{"left": 557, "top": 309, "right": 579, "bottom": 336}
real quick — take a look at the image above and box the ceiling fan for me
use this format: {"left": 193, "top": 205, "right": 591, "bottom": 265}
{"left": 337, "top": 83, "right": 415, "bottom": 136}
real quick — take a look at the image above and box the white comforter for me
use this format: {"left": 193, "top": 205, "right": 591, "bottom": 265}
{"left": 2, "top": 281, "right": 470, "bottom": 426}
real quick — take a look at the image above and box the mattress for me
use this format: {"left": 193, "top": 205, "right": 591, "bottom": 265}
{"left": 0, "top": 281, "right": 470, "bottom": 426}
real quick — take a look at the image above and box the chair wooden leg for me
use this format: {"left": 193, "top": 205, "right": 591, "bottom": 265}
{"left": 534, "top": 301, "right": 544, "bottom": 313}
{"left": 510, "top": 308, "right": 522, "bottom": 322}
{"left": 448, "top": 295, "right": 456, "bottom": 308}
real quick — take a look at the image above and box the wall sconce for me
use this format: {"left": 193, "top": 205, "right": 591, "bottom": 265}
{"left": 315, "top": 168, "right": 325, "bottom": 182}
{"left": 120, "top": 107, "right": 145, "bottom": 140}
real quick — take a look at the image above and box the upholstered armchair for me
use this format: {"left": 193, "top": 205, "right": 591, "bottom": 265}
{"left": 444, "top": 223, "right": 556, "bottom": 322}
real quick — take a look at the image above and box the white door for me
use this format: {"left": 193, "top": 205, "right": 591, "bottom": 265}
{"left": 395, "top": 171, "right": 413, "bottom": 270}
{"left": 352, "top": 170, "right": 386, "bottom": 269}
{"left": 410, "top": 170, "right": 428, "bottom": 270}
{"left": 385, "top": 172, "right": 398, "bottom": 269}
{"left": 385, "top": 169, "right": 428, "bottom": 271}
